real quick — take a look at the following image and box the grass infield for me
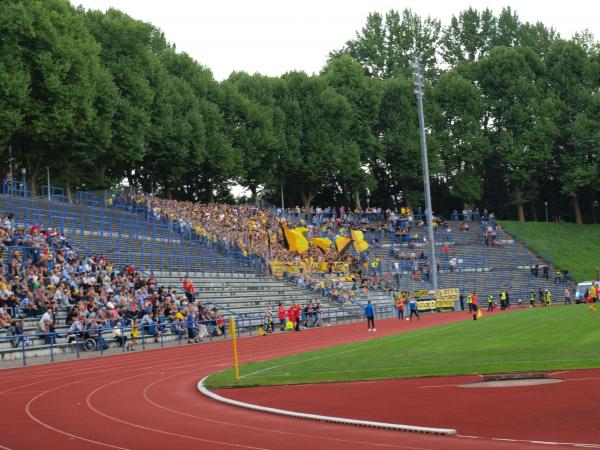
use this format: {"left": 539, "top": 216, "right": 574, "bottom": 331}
{"left": 205, "top": 305, "right": 600, "bottom": 389}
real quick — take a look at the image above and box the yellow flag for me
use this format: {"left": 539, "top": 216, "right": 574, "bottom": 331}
{"left": 351, "top": 230, "right": 369, "bottom": 253}
{"left": 281, "top": 224, "right": 309, "bottom": 254}
{"left": 311, "top": 237, "right": 332, "bottom": 251}
{"left": 335, "top": 236, "right": 352, "bottom": 254}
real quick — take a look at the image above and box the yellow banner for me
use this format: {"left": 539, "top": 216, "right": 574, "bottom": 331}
{"left": 435, "top": 288, "right": 460, "bottom": 303}
{"left": 412, "top": 290, "right": 431, "bottom": 299}
{"left": 417, "top": 300, "right": 437, "bottom": 311}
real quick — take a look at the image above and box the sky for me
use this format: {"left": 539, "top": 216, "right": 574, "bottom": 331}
{"left": 74, "top": 0, "right": 599, "bottom": 81}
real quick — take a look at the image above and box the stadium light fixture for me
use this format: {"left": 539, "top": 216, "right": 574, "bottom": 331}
{"left": 411, "top": 56, "right": 438, "bottom": 291}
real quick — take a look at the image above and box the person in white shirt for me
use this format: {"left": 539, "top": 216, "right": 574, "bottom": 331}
{"left": 39, "top": 309, "right": 55, "bottom": 344}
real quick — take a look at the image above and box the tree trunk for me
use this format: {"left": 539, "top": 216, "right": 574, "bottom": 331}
{"left": 94, "top": 163, "right": 108, "bottom": 185}
{"left": 353, "top": 187, "right": 362, "bottom": 211}
{"left": 27, "top": 170, "right": 40, "bottom": 196}
{"left": 65, "top": 180, "right": 73, "bottom": 204}
{"left": 301, "top": 191, "right": 315, "bottom": 221}
{"left": 250, "top": 186, "right": 258, "bottom": 205}
{"left": 572, "top": 194, "right": 583, "bottom": 225}
{"left": 25, "top": 156, "right": 41, "bottom": 196}
{"left": 591, "top": 198, "right": 598, "bottom": 224}
{"left": 517, "top": 204, "right": 525, "bottom": 222}
{"left": 514, "top": 188, "right": 525, "bottom": 222}
{"left": 531, "top": 202, "right": 538, "bottom": 222}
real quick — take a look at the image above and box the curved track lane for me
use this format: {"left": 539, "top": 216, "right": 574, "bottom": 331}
{"left": 0, "top": 311, "right": 587, "bottom": 450}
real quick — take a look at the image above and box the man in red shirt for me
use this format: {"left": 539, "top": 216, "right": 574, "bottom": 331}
{"left": 183, "top": 276, "right": 196, "bottom": 303}
{"left": 287, "top": 304, "right": 295, "bottom": 330}
{"left": 278, "top": 303, "right": 286, "bottom": 331}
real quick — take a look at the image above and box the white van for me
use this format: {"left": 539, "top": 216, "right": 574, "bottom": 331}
{"left": 575, "top": 281, "right": 599, "bottom": 303}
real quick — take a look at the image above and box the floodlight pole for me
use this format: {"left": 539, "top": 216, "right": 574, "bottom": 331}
{"left": 412, "top": 57, "right": 438, "bottom": 291}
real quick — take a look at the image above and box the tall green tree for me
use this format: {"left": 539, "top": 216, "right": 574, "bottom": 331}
{"left": 545, "top": 40, "right": 598, "bottom": 223}
{"left": 5, "top": 0, "right": 108, "bottom": 194}
{"left": 85, "top": 8, "right": 160, "bottom": 189}
{"left": 321, "top": 55, "right": 382, "bottom": 209}
{"left": 223, "top": 73, "right": 285, "bottom": 203}
{"left": 433, "top": 69, "right": 489, "bottom": 207}
{"left": 441, "top": 7, "right": 497, "bottom": 65}
{"left": 278, "top": 72, "right": 355, "bottom": 212}
{"left": 159, "top": 51, "right": 237, "bottom": 202}
{"left": 373, "top": 76, "right": 440, "bottom": 210}
{"left": 339, "top": 9, "right": 441, "bottom": 80}
{"left": 476, "top": 46, "right": 558, "bottom": 221}
{"left": 0, "top": 1, "right": 30, "bottom": 152}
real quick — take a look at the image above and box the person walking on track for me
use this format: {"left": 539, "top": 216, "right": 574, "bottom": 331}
{"left": 409, "top": 297, "right": 420, "bottom": 321}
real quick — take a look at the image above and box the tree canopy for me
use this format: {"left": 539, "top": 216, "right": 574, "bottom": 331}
{"left": 1, "top": 1, "right": 599, "bottom": 223}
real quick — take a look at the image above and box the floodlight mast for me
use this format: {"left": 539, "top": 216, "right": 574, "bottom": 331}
{"left": 412, "top": 56, "right": 438, "bottom": 291}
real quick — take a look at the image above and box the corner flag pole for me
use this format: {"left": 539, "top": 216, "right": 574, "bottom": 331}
{"left": 229, "top": 317, "right": 240, "bottom": 382}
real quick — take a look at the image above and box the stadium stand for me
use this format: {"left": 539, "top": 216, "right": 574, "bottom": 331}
{"left": 0, "top": 179, "right": 574, "bottom": 363}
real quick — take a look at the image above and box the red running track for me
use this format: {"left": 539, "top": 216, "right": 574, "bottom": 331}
{"left": 0, "top": 310, "right": 597, "bottom": 450}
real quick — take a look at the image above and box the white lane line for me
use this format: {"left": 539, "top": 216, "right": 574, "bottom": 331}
{"left": 418, "top": 384, "right": 458, "bottom": 389}
{"left": 567, "top": 377, "right": 600, "bottom": 381}
{"left": 143, "top": 369, "right": 433, "bottom": 450}
{"left": 198, "top": 376, "right": 456, "bottom": 436}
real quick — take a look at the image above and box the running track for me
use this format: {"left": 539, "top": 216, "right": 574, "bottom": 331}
{"left": 0, "top": 311, "right": 596, "bottom": 450}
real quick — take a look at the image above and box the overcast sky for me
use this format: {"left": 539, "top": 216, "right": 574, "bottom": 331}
{"left": 74, "top": 0, "right": 599, "bottom": 80}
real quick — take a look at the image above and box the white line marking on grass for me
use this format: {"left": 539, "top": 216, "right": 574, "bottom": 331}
{"left": 239, "top": 347, "right": 360, "bottom": 379}
{"left": 239, "top": 323, "right": 467, "bottom": 380}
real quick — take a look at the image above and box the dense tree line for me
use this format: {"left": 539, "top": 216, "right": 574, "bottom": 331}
{"left": 1, "top": 1, "right": 599, "bottom": 223}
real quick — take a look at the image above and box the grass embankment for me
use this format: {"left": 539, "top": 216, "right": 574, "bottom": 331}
{"left": 206, "top": 306, "right": 600, "bottom": 389}
{"left": 501, "top": 221, "right": 600, "bottom": 282}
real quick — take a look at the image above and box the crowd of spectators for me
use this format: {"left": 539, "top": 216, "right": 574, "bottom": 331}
{"left": 138, "top": 196, "right": 392, "bottom": 271}
{"left": 0, "top": 218, "right": 227, "bottom": 350}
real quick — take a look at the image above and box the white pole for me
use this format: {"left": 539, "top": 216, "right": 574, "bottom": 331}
{"left": 47, "top": 166, "right": 51, "bottom": 201}
{"left": 8, "top": 145, "right": 13, "bottom": 180}
{"left": 412, "top": 57, "right": 438, "bottom": 291}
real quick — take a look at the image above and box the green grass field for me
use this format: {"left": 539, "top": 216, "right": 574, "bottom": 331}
{"left": 501, "top": 221, "right": 600, "bottom": 282}
{"left": 205, "top": 306, "right": 600, "bottom": 389}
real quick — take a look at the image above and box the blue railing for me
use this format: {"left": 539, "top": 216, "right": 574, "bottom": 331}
{"left": 0, "top": 304, "right": 399, "bottom": 366}
{"left": 2, "top": 196, "right": 261, "bottom": 276}
{"left": 2, "top": 179, "right": 31, "bottom": 198}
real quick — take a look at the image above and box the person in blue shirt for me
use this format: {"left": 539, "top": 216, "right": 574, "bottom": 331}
{"left": 409, "top": 297, "right": 420, "bottom": 321}
{"left": 187, "top": 311, "right": 199, "bottom": 343}
{"left": 365, "top": 300, "right": 376, "bottom": 332}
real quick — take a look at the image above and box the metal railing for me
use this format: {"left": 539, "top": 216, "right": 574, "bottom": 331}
{"left": 0, "top": 303, "right": 402, "bottom": 366}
